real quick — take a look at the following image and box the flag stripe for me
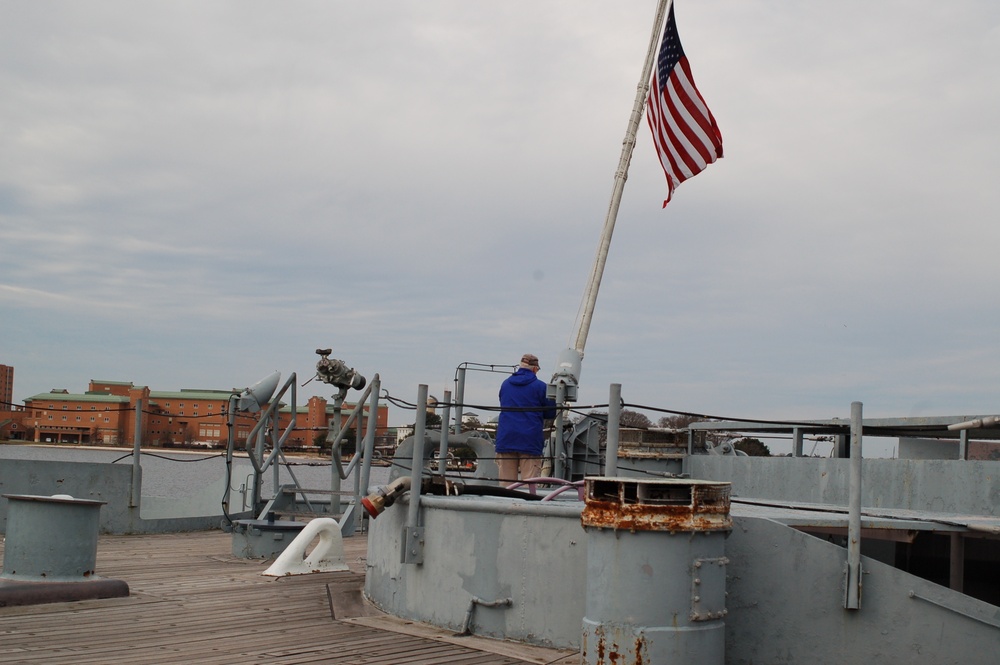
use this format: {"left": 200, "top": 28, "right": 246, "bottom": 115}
{"left": 645, "top": 5, "right": 722, "bottom": 207}
{"left": 667, "top": 62, "right": 718, "bottom": 163}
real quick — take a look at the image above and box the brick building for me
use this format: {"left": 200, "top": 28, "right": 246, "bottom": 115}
{"left": 11, "top": 377, "right": 388, "bottom": 450}
{"left": 0, "top": 364, "right": 24, "bottom": 440}
{"left": 0, "top": 364, "right": 12, "bottom": 407}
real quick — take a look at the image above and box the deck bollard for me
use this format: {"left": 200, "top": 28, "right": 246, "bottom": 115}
{"left": 0, "top": 493, "right": 129, "bottom": 606}
{"left": 580, "top": 477, "right": 732, "bottom": 665}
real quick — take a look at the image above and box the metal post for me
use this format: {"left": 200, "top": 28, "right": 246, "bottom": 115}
{"left": 950, "top": 534, "right": 965, "bottom": 593}
{"left": 402, "top": 384, "right": 428, "bottom": 564}
{"left": 438, "top": 390, "right": 452, "bottom": 475}
{"left": 130, "top": 398, "right": 142, "bottom": 507}
{"left": 605, "top": 384, "right": 622, "bottom": 477}
{"left": 836, "top": 434, "right": 849, "bottom": 458}
{"left": 252, "top": 425, "right": 265, "bottom": 511}
{"left": 684, "top": 429, "right": 695, "bottom": 476}
{"left": 552, "top": 383, "right": 567, "bottom": 479}
{"left": 845, "top": 401, "right": 863, "bottom": 610}
{"left": 792, "top": 427, "right": 803, "bottom": 457}
{"left": 959, "top": 429, "right": 968, "bottom": 461}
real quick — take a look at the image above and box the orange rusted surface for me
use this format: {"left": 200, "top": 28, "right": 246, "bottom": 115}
{"left": 581, "top": 478, "right": 732, "bottom": 532}
{"left": 581, "top": 499, "right": 732, "bottom": 532}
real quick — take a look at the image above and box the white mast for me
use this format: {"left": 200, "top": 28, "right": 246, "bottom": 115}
{"left": 549, "top": 0, "right": 672, "bottom": 402}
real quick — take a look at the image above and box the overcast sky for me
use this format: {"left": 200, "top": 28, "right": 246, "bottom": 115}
{"left": 2, "top": 1, "right": 999, "bottom": 453}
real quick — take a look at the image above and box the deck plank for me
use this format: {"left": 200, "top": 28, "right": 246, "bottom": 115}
{"left": 0, "top": 530, "right": 575, "bottom": 664}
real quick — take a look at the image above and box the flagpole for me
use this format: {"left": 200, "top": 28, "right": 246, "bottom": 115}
{"left": 572, "top": 0, "right": 672, "bottom": 353}
{"left": 547, "top": 0, "right": 672, "bottom": 414}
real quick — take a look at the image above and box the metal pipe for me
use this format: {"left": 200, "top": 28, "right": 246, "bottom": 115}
{"left": 947, "top": 415, "right": 1000, "bottom": 431}
{"left": 460, "top": 596, "right": 513, "bottom": 636}
{"left": 329, "top": 380, "right": 376, "bottom": 444}
{"left": 222, "top": 394, "right": 239, "bottom": 516}
{"left": 330, "top": 390, "right": 344, "bottom": 515}
{"left": 845, "top": 401, "right": 863, "bottom": 610}
{"left": 236, "top": 373, "right": 297, "bottom": 514}
{"left": 328, "top": 382, "right": 378, "bottom": 482}
{"left": 414, "top": 494, "right": 583, "bottom": 518}
{"left": 605, "top": 384, "right": 622, "bottom": 476}
{"left": 359, "top": 375, "right": 380, "bottom": 498}
{"left": 453, "top": 366, "right": 467, "bottom": 435}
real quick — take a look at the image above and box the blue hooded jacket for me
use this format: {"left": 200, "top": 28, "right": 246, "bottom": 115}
{"left": 495, "top": 368, "right": 557, "bottom": 455}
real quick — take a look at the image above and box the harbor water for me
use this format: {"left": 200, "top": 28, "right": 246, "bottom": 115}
{"left": 0, "top": 444, "right": 391, "bottom": 514}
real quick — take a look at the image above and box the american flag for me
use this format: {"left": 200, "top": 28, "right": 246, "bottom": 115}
{"left": 646, "top": 4, "right": 723, "bottom": 207}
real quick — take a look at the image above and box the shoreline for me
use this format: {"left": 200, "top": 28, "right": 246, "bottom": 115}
{"left": 0, "top": 439, "right": 332, "bottom": 459}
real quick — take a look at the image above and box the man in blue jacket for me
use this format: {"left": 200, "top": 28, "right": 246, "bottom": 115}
{"left": 495, "top": 353, "right": 557, "bottom": 485}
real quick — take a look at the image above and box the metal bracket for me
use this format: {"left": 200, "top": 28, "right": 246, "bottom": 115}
{"left": 843, "top": 559, "right": 863, "bottom": 610}
{"left": 401, "top": 526, "right": 425, "bottom": 565}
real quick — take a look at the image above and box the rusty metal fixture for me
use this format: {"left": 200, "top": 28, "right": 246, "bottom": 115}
{"left": 581, "top": 477, "right": 732, "bottom": 664}
{"left": 581, "top": 477, "right": 732, "bottom": 532}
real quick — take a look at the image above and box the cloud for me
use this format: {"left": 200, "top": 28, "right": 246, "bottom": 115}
{"left": 2, "top": 1, "right": 999, "bottom": 435}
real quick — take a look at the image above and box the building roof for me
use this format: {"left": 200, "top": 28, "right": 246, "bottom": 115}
{"left": 25, "top": 392, "right": 129, "bottom": 403}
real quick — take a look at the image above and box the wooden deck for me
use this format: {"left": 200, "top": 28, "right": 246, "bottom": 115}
{"left": 0, "top": 530, "right": 578, "bottom": 664}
